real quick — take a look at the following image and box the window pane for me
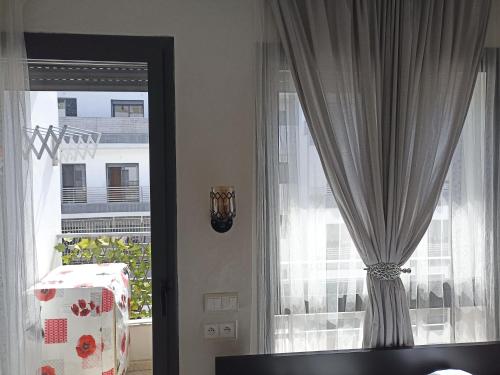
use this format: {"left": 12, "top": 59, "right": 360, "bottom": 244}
{"left": 65, "top": 98, "right": 77, "bottom": 116}
{"left": 58, "top": 98, "right": 77, "bottom": 116}
{"left": 107, "top": 164, "right": 139, "bottom": 187}
{"left": 62, "top": 164, "right": 86, "bottom": 188}
{"left": 61, "top": 164, "right": 86, "bottom": 204}
{"left": 58, "top": 98, "right": 66, "bottom": 117}
{"left": 112, "top": 100, "right": 144, "bottom": 117}
{"left": 129, "top": 104, "right": 144, "bottom": 117}
{"left": 113, "top": 104, "right": 129, "bottom": 117}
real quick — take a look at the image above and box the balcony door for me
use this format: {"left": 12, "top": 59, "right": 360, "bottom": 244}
{"left": 25, "top": 33, "right": 177, "bottom": 375}
{"left": 62, "top": 164, "right": 87, "bottom": 203}
{"left": 107, "top": 164, "right": 140, "bottom": 202}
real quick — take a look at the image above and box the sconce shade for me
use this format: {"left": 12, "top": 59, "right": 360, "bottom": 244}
{"left": 210, "top": 186, "right": 236, "bottom": 233}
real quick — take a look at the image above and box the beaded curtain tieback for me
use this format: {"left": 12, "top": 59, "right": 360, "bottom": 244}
{"left": 364, "top": 262, "right": 411, "bottom": 281}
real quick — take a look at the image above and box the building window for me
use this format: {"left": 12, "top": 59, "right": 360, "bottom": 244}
{"left": 61, "top": 164, "right": 86, "bottom": 203}
{"left": 58, "top": 98, "right": 77, "bottom": 117}
{"left": 106, "top": 163, "right": 140, "bottom": 202}
{"left": 111, "top": 100, "right": 144, "bottom": 117}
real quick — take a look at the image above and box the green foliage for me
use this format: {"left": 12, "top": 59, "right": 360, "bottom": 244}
{"left": 55, "top": 236, "right": 152, "bottom": 319}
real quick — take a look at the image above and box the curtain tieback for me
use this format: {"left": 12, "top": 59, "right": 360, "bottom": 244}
{"left": 364, "top": 262, "right": 411, "bottom": 281}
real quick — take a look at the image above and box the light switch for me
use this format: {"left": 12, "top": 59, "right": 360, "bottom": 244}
{"left": 221, "top": 295, "right": 238, "bottom": 311}
{"left": 205, "top": 296, "right": 222, "bottom": 312}
{"left": 204, "top": 292, "right": 238, "bottom": 312}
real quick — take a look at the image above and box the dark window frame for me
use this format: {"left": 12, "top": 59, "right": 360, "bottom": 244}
{"left": 25, "top": 33, "right": 178, "bottom": 375}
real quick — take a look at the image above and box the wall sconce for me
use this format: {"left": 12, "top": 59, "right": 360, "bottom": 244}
{"left": 210, "top": 186, "right": 236, "bottom": 233}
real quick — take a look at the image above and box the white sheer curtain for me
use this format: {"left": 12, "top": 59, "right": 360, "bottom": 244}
{"left": 406, "top": 71, "right": 495, "bottom": 345}
{"left": 275, "top": 86, "right": 365, "bottom": 352}
{"left": 274, "top": 67, "right": 496, "bottom": 353}
{"left": 0, "top": 0, "right": 41, "bottom": 374}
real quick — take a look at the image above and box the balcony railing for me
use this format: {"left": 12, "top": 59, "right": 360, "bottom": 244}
{"left": 61, "top": 186, "right": 150, "bottom": 214}
{"left": 59, "top": 116, "right": 148, "bottom": 144}
{"left": 61, "top": 216, "right": 151, "bottom": 234}
{"left": 62, "top": 186, "right": 150, "bottom": 204}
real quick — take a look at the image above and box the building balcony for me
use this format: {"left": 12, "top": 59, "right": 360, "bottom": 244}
{"left": 61, "top": 186, "right": 150, "bottom": 214}
{"left": 61, "top": 216, "right": 151, "bottom": 234}
{"left": 59, "top": 116, "right": 149, "bottom": 143}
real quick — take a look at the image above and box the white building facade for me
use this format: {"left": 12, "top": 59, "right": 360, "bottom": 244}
{"left": 57, "top": 91, "right": 151, "bottom": 234}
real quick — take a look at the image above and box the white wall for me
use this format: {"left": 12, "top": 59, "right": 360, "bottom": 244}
{"left": 128, "top": 320, "right": 153, "bottom": 362}
{"left": 486, "top": 0, "right": 500, "bottom": 47}
{"left": 30, "top": 92, "right": 63, "bottom": 278}
{"left": 24, "top": 2, "right": 256, "bottom": 375}
{"left": 58, "top": 91, "right": 149, "bottom": 118}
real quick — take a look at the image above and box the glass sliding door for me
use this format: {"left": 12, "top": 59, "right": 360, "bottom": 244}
{"left": 25, "top": 33, "right": 177, "bottom": 375}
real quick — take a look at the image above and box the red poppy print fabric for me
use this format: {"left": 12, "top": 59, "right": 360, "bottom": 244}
{"left": 36, "top": 288, "right": 56, "bottom": 302}
{"left": 40, "top": 365, "right": 56, "bottom": 375}
{"left": 120, "top": 333, "right": 126, "bottom": 354}
{"left": 76, "top": 335, "right": 97, "bottom": 358}
{"left": 36, "top": 263, "right": 130, "bottom": 374}
{"left": 44, "top": 319, "right": 68, "bottom": 344}
{"left": 70, "top": 298, "right": 100, "bottom": 317}
{"left": 102, "top": 288, "right": 114, "bottom": 313}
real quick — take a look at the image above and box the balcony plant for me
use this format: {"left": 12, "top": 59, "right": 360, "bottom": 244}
{"left": 55, "top": 236, "right": 152, "bottom": 319}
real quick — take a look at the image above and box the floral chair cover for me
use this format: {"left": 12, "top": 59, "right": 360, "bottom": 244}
{"left": 35, "top": 263, "right": 130, "bottom": 375}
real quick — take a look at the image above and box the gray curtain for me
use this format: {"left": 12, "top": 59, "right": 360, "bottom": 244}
{"left": 270, "top": 0, "right": 491, "bottom": 347}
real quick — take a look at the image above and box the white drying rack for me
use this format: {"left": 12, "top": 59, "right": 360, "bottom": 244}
{"left": 25, "top": 125, "right": 101, "bottom": 161}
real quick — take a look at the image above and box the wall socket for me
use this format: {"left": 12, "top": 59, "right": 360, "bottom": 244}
{"left": 203, "top": 323, "right": 219, "bottom": 339}
{"left": 204, "top": 321, "right": 237, "bottom": 340}
{"left": 219, "top": 321, "right": 236, "bottom": 339}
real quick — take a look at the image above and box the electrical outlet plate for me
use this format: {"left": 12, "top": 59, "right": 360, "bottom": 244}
{"left": 219, "top": 321, "right": 237, "bottom": 339}
{"left": 204, "top": 323, "right": 219, "bottom": 339}
{"left": 203, "top": 321, "right": 238, "bottom": 340}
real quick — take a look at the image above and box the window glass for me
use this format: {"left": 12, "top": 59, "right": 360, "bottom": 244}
{"left": 106, "top": 163, "right": 139, "bottom": 187}
{"left": 58, "top": 98, "right": 77, "bottom": 116}
{"left": 111, "top": 100, "right": 144, "bottom": 117}
{"left": 61, "top": 164, "right": 86, "bottom": 188}
{"left": 61, "top": 164, "right": 86, "bottom": 203}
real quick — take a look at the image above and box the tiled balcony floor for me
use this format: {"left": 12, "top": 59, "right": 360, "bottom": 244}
{"left": 127, "top": 360, "right": 152, "bottom": 375}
